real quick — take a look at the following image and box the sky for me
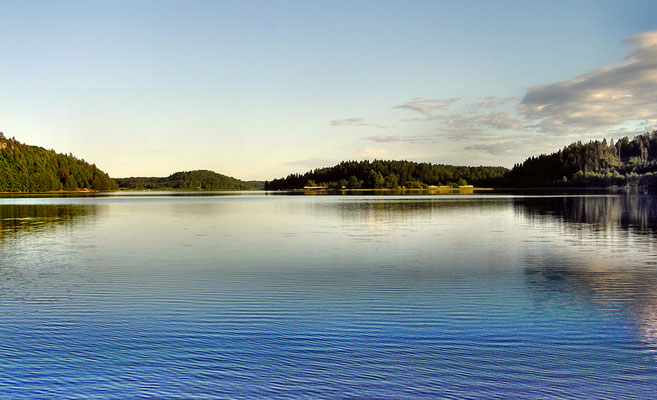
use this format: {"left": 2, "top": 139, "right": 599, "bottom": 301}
{"left": 1, "top": 0, "right": 657, "bottom": 180}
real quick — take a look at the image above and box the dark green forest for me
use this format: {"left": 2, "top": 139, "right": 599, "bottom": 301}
{"left": 0, "top": 132, "right": 117, "bottom": 192}
{"left": 264, "top": 160, "right": 508, "bottom": 190}
{"left": 116, "top": 170, "right": 254, "bottom": 190}
{"left": 3, "top": 130, "right": 657, "bottom": 192}
{"left": 265, "top": 131, "right": 657, "bottom": 190}
{"left": 245, "top": 180, "right": 266, "bottom": 190}
{"left": 506, "top": 131, "right": 657, "bottom": 187}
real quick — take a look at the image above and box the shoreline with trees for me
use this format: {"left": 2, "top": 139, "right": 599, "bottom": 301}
{"left": 0, "top": 132, "right": 117, "bottom": 193}
{"left": 265, "top": 131, "right": 657, "bottom": 191}
{"left": 2, "top": 131, "right": 657, "bottom": 193}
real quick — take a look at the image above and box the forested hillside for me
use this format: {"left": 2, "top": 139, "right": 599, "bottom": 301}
{"left": 506, "top": 131, "right": 657, "bottom": 187}
{"left": 265, "top": 160, "right": 508, "bottom": 190}
{"left": 5, "top": 129, "right": 655, "bottom": 193}
{"left": 116, "top": 170, "right": 254, "bottom": 190}
{"left": 0, "top": 133, "right": 117, "bottom": 192}
{"left": 245, "top": 180, "right": 266, "bottom": 190}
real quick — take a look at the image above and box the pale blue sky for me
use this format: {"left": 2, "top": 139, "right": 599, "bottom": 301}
{"left": 1, "top": 0, "right": 657, "bottom": 179}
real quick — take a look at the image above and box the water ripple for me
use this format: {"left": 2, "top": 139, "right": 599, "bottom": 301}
{"left": 1, "top": 194, "right": 657, "bottom": 398}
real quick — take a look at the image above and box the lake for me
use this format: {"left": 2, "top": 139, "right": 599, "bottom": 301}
{"left": 1, "top": 192, "right": 656, "bottom": 398}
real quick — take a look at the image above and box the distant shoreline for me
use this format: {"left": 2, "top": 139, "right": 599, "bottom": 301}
{"left": 0, "top": 189, "right": 111, "bottom": 194}
{"left": 2, "top": 187, "right": 655, "bottom": 196}
{"left": 296, "top": 187, "right": 493, "bottom": 192}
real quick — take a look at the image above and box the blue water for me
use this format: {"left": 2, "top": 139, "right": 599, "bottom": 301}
{"left": 1, "top": 193, "right": 656, "bottom": 398}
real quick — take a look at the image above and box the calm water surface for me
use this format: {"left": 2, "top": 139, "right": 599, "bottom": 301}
{"left": 1, "top": 192, "right": 657, "bottom": 399}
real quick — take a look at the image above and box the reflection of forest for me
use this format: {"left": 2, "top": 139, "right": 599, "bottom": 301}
{"left": 301, "top": 188, "right": 476, "bottom": 195}
{"left": 323, "top": 198, "right": 510, "bottom": 225}
{"left": 515, "top": 195, "right": 657, "bottom": 235}
{"left": 0, "top": 204, "right": 94, "bottom": 241}
{"left": 526, "top": 263, "right": 657, "bottom": 350}
{"left": 518, "top": 195, "right": 657, "bottom": 349}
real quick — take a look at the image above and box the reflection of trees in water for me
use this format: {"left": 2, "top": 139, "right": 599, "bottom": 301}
{"left": 518, "top": 194, "right": 657, "bottom": 350}
{"left": 0, "top": 204, "right": 94, "bottom": 241}
{"left": 515, "top": 195, "right": 657, "bottom": 236}
{"left": 300, "top": 188, "right": 476, "bottom": 195}
{"left": 324, "top": 198, "right": 510, "bottom": 225}
{"left": 0, "top": 204, "right": 96, "bottom": 302}
{"left": 526, "top": 262, "right": 657, "bottom": 351}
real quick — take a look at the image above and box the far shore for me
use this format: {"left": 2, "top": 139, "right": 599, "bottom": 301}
{"left": 298, "top": 186, "right": 493, "bottom": 192}
{"left": 3, "top": 186, "right": 654, "bottom": 195}
{"left": 0, "top": 189, "right": 101, "bottom": 194}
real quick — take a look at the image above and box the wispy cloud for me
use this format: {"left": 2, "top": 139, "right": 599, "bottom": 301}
{"left": 482, "top": 112, "right": 523, "bottom": 130}
{"left": 464, "top": 142, "right": 519, "bottom": 156}
{"left": 438, "top": 115, "right": 484, "bottom": 138}
{"left": 394, "top": 98, "right": 461, "bottom": 119}
{"left": 329, "top": 30, "right": 657, "bottom": 164}
{"left": 519, "top": 30, "right": 657, "bottom": 133}
{"left": 469, "top": 96, "right": 518, "bottom": 109}
{"left": 359, "top": 147, "right": 388, "bottom": 157}
{"left": 330, "top": 117, "right": 385, "bottom": 128}
{"left": 362, "top": 134, "right": 434, "bottom": 143}
{"left": 464, "top": 134, "right": 562, "bottom": 157}
{"left": 437, "top": 112, "right": 524, "bottom": 140}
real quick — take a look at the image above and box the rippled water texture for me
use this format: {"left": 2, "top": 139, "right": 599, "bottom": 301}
{"left": 1, "top": 193, "right": 657, "bottom": 398}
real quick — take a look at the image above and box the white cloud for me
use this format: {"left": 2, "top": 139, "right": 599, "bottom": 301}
{"left": 327, "top": 30, "right": 657, "bottom": 165}
{"left": 519, "top": 30, "right": 657, "bottom": 133}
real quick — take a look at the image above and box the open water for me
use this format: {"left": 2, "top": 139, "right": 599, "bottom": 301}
{"left": 1, "top": 192, "right": 656, "bottom": 398}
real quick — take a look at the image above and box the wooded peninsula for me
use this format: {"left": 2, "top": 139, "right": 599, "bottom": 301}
{"left": 0, "top": 132, "right": 117, "bottom": 192}
{"left": 1, "top": 131, "right": 656, "bottom": 192}
{"left": 115, "top": 170, "right": 255, "bottom": 191}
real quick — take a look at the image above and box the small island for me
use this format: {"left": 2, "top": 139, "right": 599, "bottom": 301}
{"left": 115, "top": 170, "right": 257, "bottom": 191}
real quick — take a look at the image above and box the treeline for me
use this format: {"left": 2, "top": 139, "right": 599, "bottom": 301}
{"left": 0, "top": 132, "right": 117, "bottom": 192}
{"left": 116, "top": 170, "right": 254, "bottom": 190}
{"left": 5, "top": 129, "right": 656, "bottom": 193}
{"left": 245, "top": 180, "right": 266, "bottom": 190}
{"left": 506, "top": 131, "right": 657, "bottom": 187}
{"left": 265, "top": 160, "right": 508, "bottom": 190}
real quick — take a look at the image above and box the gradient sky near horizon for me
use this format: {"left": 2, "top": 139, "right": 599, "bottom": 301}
{"left": 2, "top": 0, "right": 657, "bottom": 180}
